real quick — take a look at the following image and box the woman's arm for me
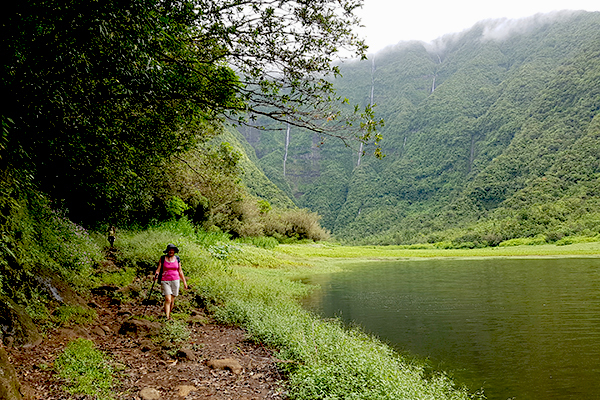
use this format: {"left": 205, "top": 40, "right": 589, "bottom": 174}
{"left": 178, "top": 263, "right": 188, "bottom": 289}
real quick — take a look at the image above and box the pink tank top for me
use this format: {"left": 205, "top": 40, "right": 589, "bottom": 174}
{"left": 161, "top": 259, "right": 180, "bottom": 281}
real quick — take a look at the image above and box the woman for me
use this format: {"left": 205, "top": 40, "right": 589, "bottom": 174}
{"left": 107, "top": 226, "right": 116, "bottom": 247}
{"left": 154, "top": 244, "right": 188, "bottom": 320}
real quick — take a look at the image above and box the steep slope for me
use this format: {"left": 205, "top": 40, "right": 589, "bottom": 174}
{"left": 240, "top": 11, "right": 600, "bottom": 244}
{"left": 222, "top": 126, "right": 297, "bottom": 210}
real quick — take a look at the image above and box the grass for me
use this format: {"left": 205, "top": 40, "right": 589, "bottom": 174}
{"left": 53, "top": 305, "right": 97, "bottom": 327}
{"left": 94, "top": 267, "right": 137, "bottom": 287}
{"left": 272, "top": 241, "right": 600, "bottom": 260}
{"left": 54, "top": 338, "right": 114, "bottom": 400}
{"left": 115, "top": 220, "right": 483, "bottom": 400}
{"left": 158, "top": 319, "right": 191, "bottom": 345}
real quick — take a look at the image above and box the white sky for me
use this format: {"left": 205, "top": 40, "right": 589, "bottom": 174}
{"left": 356, "top": 0, "right": 600, "bottom": 53}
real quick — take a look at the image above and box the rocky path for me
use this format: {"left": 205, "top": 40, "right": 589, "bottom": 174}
{"left": 8, "top": 273, "right": 286, "bottom": 399}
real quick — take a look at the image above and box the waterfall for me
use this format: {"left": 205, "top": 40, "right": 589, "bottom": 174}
{"left": 469, "top": 134, "right": 476, "bottom": 173}
{"left": 357, "top": 143, "right": 363, "bottom": 167}
{"left": 283, "top": 120, "right": 290, "bottom": 176}
{"left": 431, "top": 54, "right": 442, "bottom": 93}
{"left": 358, "top": 56, "right": 376, "bottom": 167}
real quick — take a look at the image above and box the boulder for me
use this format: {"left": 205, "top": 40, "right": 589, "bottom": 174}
{"left": 90, "top": 285, "right": 119, "bottom": 296}
{"left": 0, "top": 295, "right": 42, "bottom": 348}
{"left": 57, "top": 326, "right": 91, "bottom": 340}
{"left": 33, "top": 272, "right": 87, "bottom": 307}
{"left": 175, "top": 348, "right": 196, "bottom": 361}
{"left": 176, "top": 385, "right": 197, "bottom": 397}
{"left": 139, "top": 387, "right": 161, "bottom": 400}
{"left": 118, "top": 319, "right": 161, "bottom": 338}
{"left": 206, "top": 358, "right": 243, "bottom": 374}
{"left": 0, "top": 346, "right": 22, "bottom": 400}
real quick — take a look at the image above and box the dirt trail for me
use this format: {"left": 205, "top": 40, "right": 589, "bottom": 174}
{"left": 8, "top": 253, "right": 286, "bottom": 400}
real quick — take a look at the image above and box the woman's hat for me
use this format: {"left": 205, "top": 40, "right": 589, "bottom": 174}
{"left": 163, "top": 244, "right": 179, "bottom": 253}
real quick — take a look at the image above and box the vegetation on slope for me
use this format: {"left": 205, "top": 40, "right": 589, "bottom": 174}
{"left": 240, "top": 11, "right": 600, "bottom": 246}
{"left": 107, "top": 220, "right": 483, "bottom": 399}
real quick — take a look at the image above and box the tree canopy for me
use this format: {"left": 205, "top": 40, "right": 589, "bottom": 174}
{"left": 3, "top": 0, "right": 373, "bottom": 224}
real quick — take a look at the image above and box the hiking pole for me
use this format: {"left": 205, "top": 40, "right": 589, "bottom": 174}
{"left": 143, "top": 275, "right": 157, "bottom": 316}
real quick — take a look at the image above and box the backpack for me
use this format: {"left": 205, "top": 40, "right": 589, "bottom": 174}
{"left": 158, "top": 255, "right": 180, "bottom": 284}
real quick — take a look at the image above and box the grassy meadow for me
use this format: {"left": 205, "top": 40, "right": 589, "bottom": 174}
{"left": 274, "top": 241, "right": 600, "bottom": 262}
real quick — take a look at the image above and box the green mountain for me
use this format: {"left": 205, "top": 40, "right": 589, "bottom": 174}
{"left": 239, "top": 11, "right": 600, "bottom": 245}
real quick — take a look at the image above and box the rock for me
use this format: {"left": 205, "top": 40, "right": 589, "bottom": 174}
{"left": 176, "top": 385, "right": 197, "bottom": 397}
{"left": 118, "top": 319, "right": 161, "bottom": 338}
{"left": 91, "top": 326, "right": 106, "bottom": 336}
{"left": 33, "top": 272, "right": 87, "bottom": 307}
{"left": 18, "top": 384, "right": 35, "bottom": 400}
{"left": 0, "top": 295, "right": 42, "bottom": 348}
{"left": 87, "top": 300, "right": 100, "bottom": 308}
{"left": 140, "top": 339, "right": 155, "bottom": 352}
{"left": 3, "top": 337, "right": 14, "bottom": 349}
{"left": 57, "top": 326, "right": 91, "bottom": 340}
{"left": 175, "top": 348, "right": 196, "bottom": 361}
{"left": 0, "top": 346, "right": 22, "bottom": 400}
{"left": 160, "top": 340, "right": 174, "bottom": 350}
{"left": 188, "top": 315, "right": 207, "bottom": 325}
{"left": 90, "top": 285, "right": 119, "bottom": 296}
{"left": 206, "top": 358, "right": 243, "bottom": 374}
{"left": 139, "top": 387, "right": 161, "bottom": 400}
{"left": 117, "top": 310, "right": 132, "bottom": 317}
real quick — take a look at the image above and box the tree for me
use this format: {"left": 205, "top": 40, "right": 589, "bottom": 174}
{"left": 3, "top": 0, "right": 378, "bottom": 223}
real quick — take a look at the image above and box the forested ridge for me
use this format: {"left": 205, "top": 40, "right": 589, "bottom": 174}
{"left": 243, "top": 10, "right": 600, "bottom": 246}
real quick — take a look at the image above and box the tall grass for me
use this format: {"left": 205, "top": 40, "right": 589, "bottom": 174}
{"left": 118, "top": 220, "right": 477, "bottom": 400}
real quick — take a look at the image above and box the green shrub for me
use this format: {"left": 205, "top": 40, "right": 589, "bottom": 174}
{"left": 94, "top": 267, "right": 137, "bottom": 287}
{"left": 41, "top": 209, "right": 103, "bottom": 287}
{"left": 166, "top": 196, "right": 190, "bottom": 219}
{"left": 53, "top": 305, "right": 97, "bottom": 327}
{"left": 235, "top": 235, "right": 280, "bottom": 249}
{"left": 262, "top": 209, "right": 330, "bottom": 242}
{"left": 158, "top": 319, "right": 190, "bottom": 344}
{"left": 24, "top": 288, "right": 51, "bottom": 323}
{"left": 554, "top": 235, "right": 600, "bottom": 246}
{"left": 208, "top": 243, "right": 241, "bottom": 260}
{"left": 499, "top": 235, "right": 547, "bottom": 247}
{"left": 55, "top": 338, "right": 114, "bottom": 400}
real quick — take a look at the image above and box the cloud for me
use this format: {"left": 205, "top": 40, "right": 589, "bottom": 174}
{"left": 480, "top": 10, "right": 580, "bottom": 41}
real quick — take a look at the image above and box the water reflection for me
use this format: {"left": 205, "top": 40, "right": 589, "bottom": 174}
{"left": 302, "top": 258, "right": 600, "bottom": 400}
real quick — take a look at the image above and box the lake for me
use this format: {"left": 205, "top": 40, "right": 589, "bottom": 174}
{"left": 301, "top": 257, "right": 600, "bottom": 400}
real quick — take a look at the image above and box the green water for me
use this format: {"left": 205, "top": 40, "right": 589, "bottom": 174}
{"left": 302, "top": 258, "right": 600, "bottom": 400}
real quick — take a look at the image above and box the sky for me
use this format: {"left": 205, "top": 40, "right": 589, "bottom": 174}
{"left": 355, "top": 0, "right": 600, "bottom": 53}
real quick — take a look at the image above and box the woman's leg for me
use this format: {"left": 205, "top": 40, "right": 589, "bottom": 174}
{"left": 164, "top": 294, "right": 173, "bottom": 319}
